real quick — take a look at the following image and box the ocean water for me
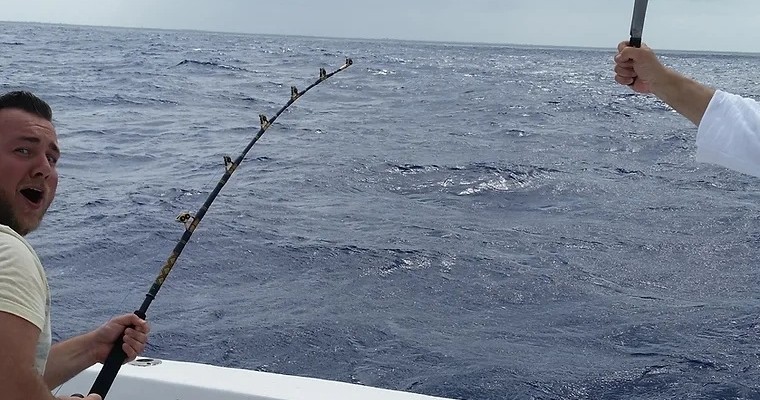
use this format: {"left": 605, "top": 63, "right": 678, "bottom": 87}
{"left": 3, "top": 21, "right": 760, "bottom": 399}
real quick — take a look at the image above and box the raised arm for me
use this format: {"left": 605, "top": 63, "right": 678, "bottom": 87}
{"left": 613, "top": 41, "right": 715, "bottom": 126}
{"left": 614, "top": 40, "right": 760, "bottom": 178}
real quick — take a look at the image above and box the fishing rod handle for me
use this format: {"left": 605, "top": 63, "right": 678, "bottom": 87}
{"left": 626, "top": 37, "right": 643, "bottom": 87}
{"left": 88, "top": 310, "right": 147, "bottom": 399}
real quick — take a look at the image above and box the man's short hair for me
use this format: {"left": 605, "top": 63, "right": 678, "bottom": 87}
{"left": 0, "top": 91, "right": 53, "bottom": 121}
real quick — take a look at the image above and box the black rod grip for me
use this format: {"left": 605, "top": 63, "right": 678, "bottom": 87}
{"left": 88, "top": 310, "right": 146, "bottom": 399}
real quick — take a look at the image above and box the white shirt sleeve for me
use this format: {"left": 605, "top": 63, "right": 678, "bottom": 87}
{"left": 0, "top": 226, "right": 51, "bottom": 374}
{"left": 696, "top": 90, "right": 760, "bottom": 177}
{"left": 0, "top": 231, "right": 47, "bottom": 330}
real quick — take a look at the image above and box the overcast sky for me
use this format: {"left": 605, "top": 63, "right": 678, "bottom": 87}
{"left": 2, "top": 0, "right": 759, "bottom": 53}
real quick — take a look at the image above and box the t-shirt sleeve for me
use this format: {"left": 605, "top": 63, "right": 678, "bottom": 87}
{"left": 0, "top": 233, "right": 46, "bottom": 331}
{"left": 696, "top": 90, "right": 760, "bottom": 178}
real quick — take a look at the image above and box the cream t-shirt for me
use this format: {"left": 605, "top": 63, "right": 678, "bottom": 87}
{"left": 696, "top": 90, "right": 760, "bottom": 178}
{"left": 0, "top": 224, "right": 52, "bottom": 375}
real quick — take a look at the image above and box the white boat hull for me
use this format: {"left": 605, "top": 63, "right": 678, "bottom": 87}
{"left": 56, "top": 358, "right": 455, "bottom": 400}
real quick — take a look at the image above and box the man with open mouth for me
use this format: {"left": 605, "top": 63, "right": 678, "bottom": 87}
{"left": 0, "top": 91, "right": 151, "bottom": 400}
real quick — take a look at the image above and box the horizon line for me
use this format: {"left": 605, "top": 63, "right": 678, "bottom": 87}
{"left": 2, "top": 19, "right": 759, "bottom": 56}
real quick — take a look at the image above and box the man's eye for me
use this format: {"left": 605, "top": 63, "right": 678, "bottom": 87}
{"left": 47, "top": 155, "right": 58, "bottom": 165}
{"left": 15, "top": 148, "right": 30, "bottom": 155}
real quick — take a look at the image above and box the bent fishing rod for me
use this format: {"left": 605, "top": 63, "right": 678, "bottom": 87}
{"left": 87, "top": 57, "right": 353, "bottom": 399}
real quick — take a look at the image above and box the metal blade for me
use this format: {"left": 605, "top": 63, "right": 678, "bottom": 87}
{"left": 629, "top": 0, "right": 649, "bottom": 47}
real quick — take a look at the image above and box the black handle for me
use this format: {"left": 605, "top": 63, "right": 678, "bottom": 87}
{"left": 88, "top": 310, "right": 146, "bottom": 399}
{"left": 626, "top": 37, "right": 643, "bottom": 87}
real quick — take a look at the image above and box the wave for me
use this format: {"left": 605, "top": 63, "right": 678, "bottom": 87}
{"left": 386, "top": 162, "right": 561, "bottom": 196}
{"left": 172, "top": 59, "right": 251, "bottom": 72}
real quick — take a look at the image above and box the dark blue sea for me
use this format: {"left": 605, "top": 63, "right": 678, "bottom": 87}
{"left": 3, "top": 21, "right": 760, "bottom": 399}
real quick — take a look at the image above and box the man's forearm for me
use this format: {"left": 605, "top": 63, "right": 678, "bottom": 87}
{"left": 44, "top": 332, "right": 97, "bottom": 389}
{"left": 650, "top": 68, "right": 716, "bottom": 126}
